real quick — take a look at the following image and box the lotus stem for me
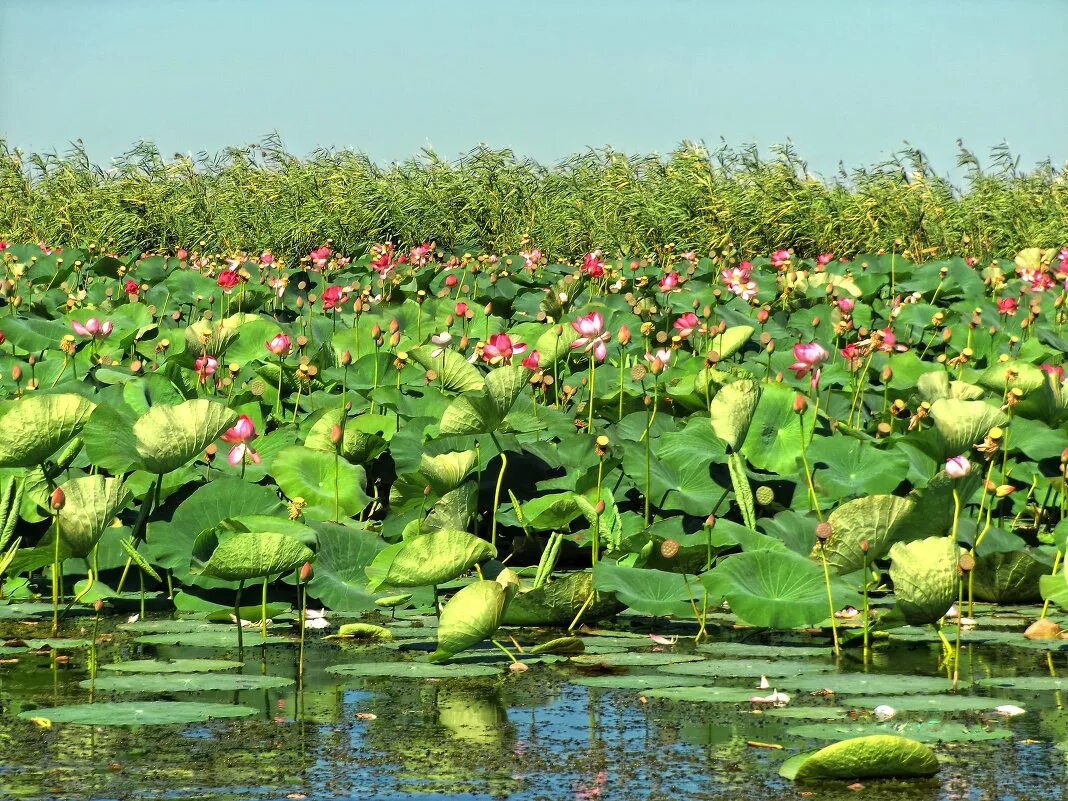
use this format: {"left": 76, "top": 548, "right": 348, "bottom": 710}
{"left": 488, "top": 432, "right": 507, "bottom": 550}
{"left": 567, "top": 591, "right": 595, "bottom": 632}
{"left": 51, "top": 518, "right": 61, "bottom": 636}
{"left": 234, "top": 581, "right": 245, "bottom": 656}
{"left": 817, "top": 542, "right": 841, "bottom": 658}
{"left": 490, "top": 639, "right": 518, "bottom": 663}
{"left": 587, "top": 354, "right": 596, "bottom": 432}
{"left": 261, "top": 576, "right": 269, "bottom": 640}
{"left": 1040, "top": 550, "right": 1062, "bottom": 620}
{"left": 298, "top": 576, "right": 307, "bottom": 684}
{"left": 952, "top": 565, "right": 964, "bottom": 690}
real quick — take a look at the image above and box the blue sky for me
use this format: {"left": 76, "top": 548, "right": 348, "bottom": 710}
{"left": 1, "top": 0, "right": 1064, "bottom": 177}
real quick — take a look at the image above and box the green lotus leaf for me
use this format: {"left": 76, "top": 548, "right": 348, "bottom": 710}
{"left": 787, "top": 721, "right": 1005, "bottom": 743}
{"left": 658, "top": 658, "right": 831, "bottom": 677}
{"left": 888, "top": 536, "right": 962, "bottom": 624}
{"left": 419, "top": 450, "right": 478, "bottom": 494}
{"left": 707, "top": 324, "right": 754, "bottom": 360}
{"left": 99, "top": 659, "right": 241, "bottom": 673}
{"left": 133, "top": 399, "right": 236, "bottom": 474}
{"left": 119, "top": 536, "right": 161, "bottom": 582}
{"left": 701, "top": 548, "right": 860, "bottom": 629}
{"left": 1039, "top": 573, "right": 1068, "bottom": 612}
{"left": 54, "top": 475, "right": 132, "bottom": 558}
{"left": 516, "top": 492, "right": 583, "bottom": 532}
{"left": 641, "top": 686, "right": 760, "bottom": 703}
{"left": 326, "top": 661, "right": 501, "bottom": 678}
{"left": 899, "top": 469, "right": 982, "bottom": 541}
{"left": 970, "top": 549, "right": 1049, "bottom": 603}
{"left": 709, "top": 379, "right": 760, "bottom": 451}
{"left": 408, "top": 346, "right": 486, "bottom": 393}
{"left": 192, "top": 530, "right": 314, "bottom": 582}
{"left": 219, "top": 515, "right": 318, "bottom": 551}
{"left": 272, "top": 445, "right": 371, "bottom": 520}
{"left": 780, "top": 735, "right": 939, "bottom": 781}
{"left": 591, "top": 561, "right": 699, "bottom": 618}
{"left": 81, "top": 673, "right": 293, "bottom": 693}
{"left": 304, "top": 410, "right": 396, "bottom": 463}
{"left": 20, "top": 701, "right": 257, "bottom": 726}
{"left": 533, "top": 323, "right": 580, "bottom": 365}
{"left": 305, "top": 521, "right": 385, "bottom": 611}
{"left": 530, "top": 636, "right": 585, "bottom": 655}
{"left": 817, "top": 495, "right": 916, "bottom": 574}
{"left": 430, "top": 569, "right": 519, "bottom": 661}
{"left": 916, "top": 371, "right": 985, "bottom": 403}
{"left": 503, "top": 569, "right": 621, "bottom": 626}
{"left": 0, "top": 393, "right": 96, "bottom": 468}
{"left": 741, "top": 381, "right": 814, "bottom": 474}
{"left": 928, "top": 398, "right": 1008, "bottom": 457}
{"left": 807, "top": 438, "right": 910, "bottom": 502}
{"left": 422, "top": 483, "right": 477, "bottom": 532}
{"left": 368, "top": 529, "right": 496, "bottom": 589}
{"left": 183, "top": 317, "right": 240, "bottom": 359}
{"left": 438, "top": 365, "right": 527, "bottom": 436}
{"left": 327, "top": 623, "right": 393, "bottom": 641}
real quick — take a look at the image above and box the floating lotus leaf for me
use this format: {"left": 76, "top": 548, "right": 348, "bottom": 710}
{"left": 81, "top": 673, "right": 293, "bottom": 693}
{"left": 326, "top": 661, "right": 501, "bottom": 678}
{"left": 191, "top": 530, "right": 314, "bottom": 582}
{"left": 709, "top": 379, "right": 761, "bottom": 451}
{"left": 55, "top": 475, "right": 131, "bottom": 558}
{"left": 928, "top": 399, "right": 1008, "bottom": 457}
{"left": 888, "top": 536, "right": 962, "bottom": 625}
{"left": 530, "top": 636, "right": 585, "bottom": 655}
{"left": 780, "top": 735, "right": 939, "bottom": 781}
{"left": 787, "top": 722, "right": 1008, "bottom": 743}
{"left": 100, "top": 659, "right": 242, "bottom": 673}
{"left": 780, "top": 673, "right": 961, "bottom": 695}
{"left": 134, "top": 630, "right": 291, "bottom": 647}
{"left": 850, "top": 695, "right": 1004, "bottom": 712}
{"left": 570, "top": 675, "right": 707, "bottom": 690}
{"left": 642, "top": 686, "right": 760, "bottom": 703}
{"left": 328, "top": 623, "right": 393, "bottom": 642}
{"left": 20, "top": 702, "right": 256, "bottom": 726}
{"left": 0, "top": 393, "right": 95, "bottom": 468}
{"left": 976, "top": 675, "right": 1068, "bottom": 690}
{"left": 571, "top": 652, "right": 704, "bottom": 666}
{"left": 818, "top": 494, "right": 916, "bottom": 574}
{"left": 592, "top": 562, "right": 699, "bottom": 618}
{"left": 133, "top": 399, "right": 236, "bottom": 474}
{"left": 408, "top": 345, "right": 486, "bottom": 393}
{"left": 701, "top": 548, "right": 860, "bottom": 629}
{"left": 368, "top": 529, "right": 495, "bottom": 590}
{"left": 659, "top": 659, "right": 832, "bottom": 678}
{"left": 430, "top": 569, "right": 519, "bottom": 661}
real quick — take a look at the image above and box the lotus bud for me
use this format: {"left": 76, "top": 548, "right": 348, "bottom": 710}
{"left": 617, "top": 324, "right": 631, "bottom": 345}
{"left": 860, "top": 538, "right": 869, "bottom": 553}
{"left": 793, "top": 393, "right": 807, "bottom": 414}
{"left": 94, "top": 598, "right": 104, "bottom": 613}
{"left": 371, "top": 323, "right": 382, "bottom": 339}
{"left": 49, "top": 487, "right": 65, "bottom": 510}
{"left": 756, "top": 308, "right": 769, "bottom": 324}
{"left": 424, "top": 485, "right": 432, "bottom": 497}
{"left": 330, "top": 424, "right": 343, "bottom": 445}
{"left": 389, "top": 319, "right": 399, "bottom": 334}
{"left": 390, "top": 331, "right": 401, "bottom": 347}
{"left": 594, "top": 499, "right": 606, "bottom": 515}
{"left": 704, "top": 514, "right": 716, "bottom": 528}
{"left": 995, "top": 484, "right": 1015, "bottom": 497}
{"left": 484, "top": 303, "right": 492, "bottom": 315}
{"left": 458, "top": 335, "right": 469, "bottom": 350}
{"left": 11, "top": 364, "right": 21, "bottom": 382}
{"left": 299, "top": 562, "right": 314, "bottom": 582}
{"left": 341, "top": 350, "right": 352, "bottom": 366}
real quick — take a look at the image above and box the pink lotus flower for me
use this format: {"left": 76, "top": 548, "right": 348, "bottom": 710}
{"left": 837, "top": 297, "right": 855, "bottom": 314}
{"left": 817, "top": 253, "right": 834, "bottom": 266}
{"left": 644, "top": 348, "right": 672, "bottom": 373}
{"left": 455, "top": 301, "right": 469, "bottom": 317}
{"left": 570, "top": 312, "right": 609, "bottom": 361}
{"left": 482, "top": 333, "right": 526, "bottom": 365}
{"left": 266, "top": 333, "right": 291, "bottom": 356}
{"left": 221, "top": 414, "right": 261, "bottom": 466}
{"left": 195, "top": 354, "right": 218, "bottom": 384}
{"left": 176, "top": 248, "right": 188, "bottom": 260}
{"left": 581, "top": 250, "right": 606, "bottom": 278}
{"left": 680, "top": 250, "right": 698, "bottom": 264}
{"left": 321, "top": 285, "right": 348, "bottom": 311}
{"left": 217, "top": 270, "right": 240, "bottom": 292}
{"left": 409, "top": 242, "right": 434, "bottom": 266}
{"left": 124, "top": 279, "right": 139, "bottom": 295}
{"left": 771, "top": 249, "right": 792, "bottom": 268}
{"left": 71, "top": 318, "right": 113, "bottom": 338}
{"left": 0, "top": 241, "right": 9, "bottom": 251}
{"left": 260, "top": 251, "right": 275, "bottom": 265}
{"left": 673, "top": 312, "right": 700, "bottom": 338}
{"left": 522, "top": 350, "right": 541, "bottom": 369}
{"left": 309, "top": 245, "right": 332, "bottom": 267}
{"left": 945, "top": 455, "right": 971, "bottom": 478}
{"left": 1040, "top": 363, "right": 1065, "bottom": 382}
{"left": 997, "top": 297, "right": 1018, "bottom": 315}
{"left": 0, "top": 329, "right": 5, "bottom": 345}
{"left": 659, "top": 272, "right": 679, "bottom": 292}
{"left": 789, "top": 342, "right": 829, "bottom": 383}
{"left": 875, "top": 327, "right": 907, "bottom": 353}
{"left": 519, "top": 248, "right": 542, "bottom": 270}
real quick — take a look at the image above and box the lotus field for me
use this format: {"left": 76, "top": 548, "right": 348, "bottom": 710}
{"left": 1, "top": 239, "right": 1068, "bottom": 796}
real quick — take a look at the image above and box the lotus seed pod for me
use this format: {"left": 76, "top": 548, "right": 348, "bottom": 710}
{"left": 660, "top": 539, "right": 680, "bottom": 558}
{"left": 815, "top": 521, "right": 833, "bottom": 541}
{"left": 958, "top": 553, "right": 976, "bottom": 573}
{"left": 755, "top": 486, "right": 775, "bottom": 506}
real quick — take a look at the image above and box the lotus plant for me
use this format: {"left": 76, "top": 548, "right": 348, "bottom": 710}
{"left": 571, "top": 312, "right": 609, "bottom": 430}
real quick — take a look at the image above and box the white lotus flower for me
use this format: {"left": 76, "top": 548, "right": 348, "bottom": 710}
{"left": 992, "top": 704, "right": 1026, "bottom": 717}
{"left": 873, "top": 705, "right": 896, "bottom": 720}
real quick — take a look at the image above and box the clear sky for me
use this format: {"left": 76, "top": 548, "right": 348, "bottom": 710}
{"left": 1, "top": 0, "right": 1064, "bottom": 178}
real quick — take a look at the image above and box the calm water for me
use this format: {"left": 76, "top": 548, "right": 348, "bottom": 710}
{"left": 0, "top": 608, "right": 1066, "bottom": 801}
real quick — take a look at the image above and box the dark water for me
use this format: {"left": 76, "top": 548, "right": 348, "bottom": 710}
{"left": 1, "top": 609, "right": 1066, "bottom": 801}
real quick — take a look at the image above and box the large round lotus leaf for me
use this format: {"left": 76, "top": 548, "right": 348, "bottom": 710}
{"left": 438, "top": 365, "right": 527, "bottom": 436}
{"left": 976, "top": 675, "right": 1068, "bottom": 690}
{"left": 133, "top": 399, "right": 236, "bottom": 474}
{"left": 707, "top": 325, "right": 754, "bottom": 361}
{"left": 850, "top": 695, "right": 1005, "bottom": 712}
{"left": 81, "top": 673, "right": 294, "bottom": 692}
{"left": 917, "top": 371, "right": 984, "bottom": 404}
{"left": 135, "top": 630, "right": 291, "bottom": 647}
{"left": 695, "top": 642, "right": 830, "bottom": 659}
{"left": 193, "top": 530, "right": 314, "bottom": 582}
{"left": 591, "top": 561, "right": 699, "bottom": 618}
{"left": 709, "top": 379, "right": 760, "bottom": 450}
{"left": 326, "top": 661, "right": 501, "bottom": 678}
{"left": 272, "top": 445, "right": 371, "bottom": 520}
{"left": 889, "top": 536, "right": 962, "bottom": 625}
{"left": 100, "top": 659, "right": 242, "bottom": 673}
{"left": 304, "top": 410, "right": 396, "bottom": 463}
{"left": 642, "top": 686, "right": 760, "bottom": 703}
{"left": 779, "top": 673, "right": 961, "bottom": 695}
{"left": 700, "top": 548, "right": 860, "bottom": 629}
{"left": 306, "top": 521, "right": 386, "bottom": 612}
{"left": 762, "top": 706, "right": 849, "bottom": 720}
{"left": 780, "top": 734, "right": 939, "bottom": 781}
{"left": 20, "top": 701, "right": 256, "bottom": 726}
{"left": 929, "top": 399, "right": 1008, "bottom": 457}
{"left": 570, "top": 652, "right": 705, "bottom": 667}
{"left": 787, "top": 722, "right": 1009, "bottom": 743}
{"left": 741, "top": 382, "right": 814, "bottom": 475}
{"left": 369, "top": 529, "right": 495, "bottom": 589}
{"left": 658, "top": 659, "right": 831, "bottom": 678}
{"left": 971, "top": 549, "right": 1048, "bottom": 603}
{"left": 570, "top": 675, "right": 707, "bottom": 690}
{"left": 419, "top": 451, "right": 479, "bottom": 494}
{"left": 817, "top": 494, "right": 915, "bottom": 574}
{"left": 504, "top": 570, "right": 621, "bottom": 626}
{"left": 55, "top": 475, "right": 132, "bottom": 558}
{"left": 0, "top": 393, "right": 95, "bottom": 468}
{"left": 408, "top": 346, "right": 486, "bottom": 393}
{"left": 430, "top": 571, "right": 518, "bottom": 662}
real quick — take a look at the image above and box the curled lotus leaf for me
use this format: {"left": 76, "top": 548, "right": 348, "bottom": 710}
{"left": 55, "top": 475, "right": 132, "bottom": 558}
{"left": 419, "top": 451, "right": 478, "bottom": 494}
{"left": 928, "top": 399, "right": 1008, "bottom": 457}
{"left": 780, "top": 735, "right": 939, "bottom": 781}
{"left": 817, "top": 495, "right": 916, "bottom": 574}
{"left": 304, "top": 410, "right": 396, "bottom": 463}
{"left": 0, "top": 394, "right": 96, "bottom": 468}
{"left": 709, "top": 379, "right": 761, "bottom": 451}
{"left": 438, "top": 365, "right": 528, "bottom": 436}
{"left": 367, "top": 529, "right": 496, "bottom": 590}
{"left": 191, "top": 530, "right": 314, "bottom": 582}
{"left": 133, "top": 399, "right": 236, "bottom": 474}
{"left": 430, "top": 568, "right": 519, "bottom": 661}
{"left": 888, "top": 536, "right": 962, "bottom": 625}
{"left": 408, "top": 346, "right": 486, "bottom": 393}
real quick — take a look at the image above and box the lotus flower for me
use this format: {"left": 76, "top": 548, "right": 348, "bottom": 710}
{"left": 124, "top": 279, "right": 139, "bottom": 295}
{"left": 409, "top": 242, "right": 434, "bottom": 266}
{"left": 217, "top": 270, "right": 240, "bottom": 292}
{"left": 71, "top": 318, "right": 113, "bottom": 338}
{"left": 265, "top": 333, "right": 291, "bottom": 356}
{"left": 945, "top": 455, "right": 971, "bottom": 478}
{"left": 482, "top": 333, "right": 526, "bottom": 365}
{"left": 789, "top": 342, "right": 828, "bottom": 378}
{"left": 571, "top": 312, "right": 609, "bottom": 361}
{"left": 1040, "top": 363, "right": 1065, "bottom": 381}
{"left": 321, "top": 285, "right": 348, "bottom": 311}
{"left": 659, "top": 272, "right": 679, "bottom": 292}
{"left": 581, "top": 250, "right": 605, "bottom": 278}
{"left": 430, "top": 331, "right": 452, "bottom": 358}
{"left": 221, "top": 414, "right": 261, "bottom": 466}
{"left": 455, "top": 301, "right": 468, "bottom": 317}
{"left": 673, "top": 312, "right": 700, "bottom": 338}
{"left": 519, "top": 248, "right": 542, "bottom": 270}
{"left": 305, "top": 608, "right": 330, "bottom": 629}
{"left": 195, "top": 354, "right": 218, "bottom": 385}
{"left": 817, "top": 253, "right": 834, "bottom": 266}
{"left": 997, "top": 297, "right": 1018, "bottom": 315}
{"left": 521, "top": 350, "right": 541, "bottom": 369}
{"left": 837, "top": 297, "right": 855, "bottom": 314}
{"left": 770, "top": 249, "right": 791, "bottom": 268}
{"left": 309, "top": 245, "right": 332, "bottom": 267}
